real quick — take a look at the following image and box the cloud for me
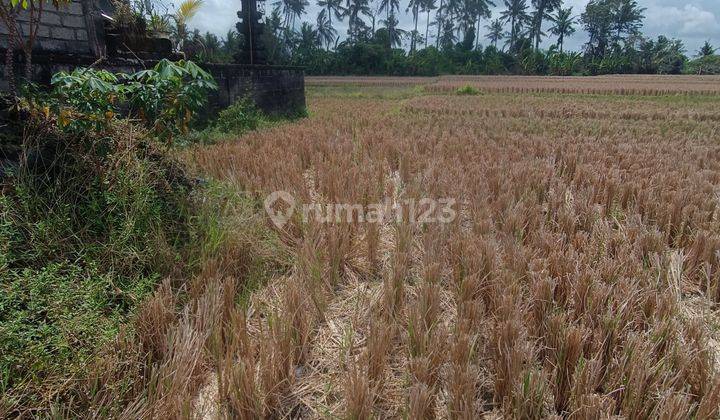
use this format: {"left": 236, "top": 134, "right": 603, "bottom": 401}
{"left": 646, "top": 3, "right": 720, "bottom": 37}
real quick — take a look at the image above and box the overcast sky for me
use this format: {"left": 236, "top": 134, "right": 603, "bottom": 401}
{"left": 173, "top": 0, "right": 720, "bottom": 55}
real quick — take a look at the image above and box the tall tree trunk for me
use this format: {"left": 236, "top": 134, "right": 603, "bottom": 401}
{"left": 412, "top": 7, "right": 418, "bottom": 53}
{"left": 475, "top": 16, "right": 480, "bottom": 50}
{"left": 4, "top": 44, "right": 16, "bottom": 97}
{"left": 23, "top": 47, "right": 32, "bottom": 81}
{"left": 425, "top": 8, "right": 430, "bottom": 48}
{"left": 435, "top": 0, "right": 443, "bottom": 49}
{"left": 510, "top": 16, "right": 515, "bottom": 51}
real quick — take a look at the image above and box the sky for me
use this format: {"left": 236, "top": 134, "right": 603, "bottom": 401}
{"left": 172, "top": 0, "right": 720, "bottom": 55}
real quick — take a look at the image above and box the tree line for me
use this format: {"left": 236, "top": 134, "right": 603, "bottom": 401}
{"left": 153, "top": 0, "right": 719, "bottom": 76}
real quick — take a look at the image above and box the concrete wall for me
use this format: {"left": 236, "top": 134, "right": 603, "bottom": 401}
{"left": 205, "top": 64, "right": 306, "bottom": 115}
{"left": 0, "top": 1, "right": 306, "bottom": 116}
{"left": 1, "top": 54, "right": 306, "bottom": 116}
{"left": 0, "top": 0, "right": 102, "bottom": 56}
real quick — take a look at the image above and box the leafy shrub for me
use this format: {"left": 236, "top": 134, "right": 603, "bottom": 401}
{"left": 213, "top": 97, "right": 262, "bottom": 134}
{"left": 126, "top": 60, "right": 218, "bottom": 138}
{"left": 177, "top": 98, "right": 307, "bottom": 145}
{"left": 456, "top": 85, "right": 480, "bottom": 95}
{"left": 684, "top": 55, "right": 720, "bottom": 75}
{"left": 23, "top": 60, "right": 217, "bottom": 141}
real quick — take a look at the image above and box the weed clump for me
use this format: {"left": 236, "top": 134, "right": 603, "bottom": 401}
{"left": 0, "top": 118, "right": 193, "bottom": 410}
{"left": 456, "top": 85, "right": 481, "bottom": 95}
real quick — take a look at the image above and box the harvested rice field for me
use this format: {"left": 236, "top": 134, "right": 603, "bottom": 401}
{"left": 170, "top": 76, "right": 720, "bottom": 418}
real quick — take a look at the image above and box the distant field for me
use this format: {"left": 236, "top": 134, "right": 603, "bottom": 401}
{"left": 178, "top": 76, "right": 720, "bottom": 418}
{"left": 307, "top": 74, "right": 720, "bottom": 95}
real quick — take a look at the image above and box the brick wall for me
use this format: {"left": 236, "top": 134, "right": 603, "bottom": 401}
{"left": 0, "top": 0, "right": 98, "bottom": 55}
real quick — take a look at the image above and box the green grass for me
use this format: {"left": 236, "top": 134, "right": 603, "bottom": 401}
{"left": 180, "top": 98, "right": 309, "bottom": 145}
{"left": 456, "top": 85, "right": 481, "bottom": 95}
{"left": 0, "top": 263, "right": 156, "bottom": 397}
{"left": 0, "top": 120, "right": 192, "bottom": 411}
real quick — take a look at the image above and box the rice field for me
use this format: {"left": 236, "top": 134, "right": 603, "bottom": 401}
{"left": 129, "top": 76, "right": 720, "bottom": 418}
{"left": 307, "top": 74, "right": 720, "bottom": 96}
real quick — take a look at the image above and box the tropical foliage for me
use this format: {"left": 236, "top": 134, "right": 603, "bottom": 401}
{"left": 136, "top": 0, "right": 717, "bottom": 76}
{"left": 23, "top": 60, "right": 218, "bottom": 140}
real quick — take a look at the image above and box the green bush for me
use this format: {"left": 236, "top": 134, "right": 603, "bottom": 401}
{"left": 456, "top": 85, "right": 481, "bottom": 95}
{"left": 23, "top": 60, "right": 217, "bottom": 141}
{"left": 684, "top": 55, "right": 720, "bottom": 75}
{"left": 213, "top": 97, "right": 262, "bottom": 134}
{"left": 177, "top": 98, "right": 308, "bottom": 145}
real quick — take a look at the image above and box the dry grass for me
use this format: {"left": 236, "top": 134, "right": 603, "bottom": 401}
{"left": 37, "top": 75, "right": 720, "bottom": 418}
{"left": 184, "top": 76, "right": 720, "bottom": 418}
{"left": 307, "top": 75, "right": 720, "bottom": 96}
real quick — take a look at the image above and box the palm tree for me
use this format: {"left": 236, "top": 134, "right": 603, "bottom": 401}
{"left": 455, "top": 0, "right": 475, "bottom": 42}
{"left": 380, "top": 14, "right": 406, "bottom": 47}
{"left": 316, "top": 9, "right": 338, "bottom": 49}
{"left": 472, "top": 0, "right": 496, "bottom": 50}
{"left": 173, "top": 0, "right": 205, "bottom": 52}
{"left": 529, "top": 0, "right": 561, "bottom": 50}
{"left": 298, "top": 22, "right": 320, "bottom": 50}
{"left": 422, "top": 0, "right": 437, "bottom": 48}
{"left": 438, "top": 18, "right": 456, "bottom": 49}
{"left": 317, "top": 0, "right": 345, "bottom": 26}
{"left": 378, "top": 0, "right": 400, "bottom": 20}
{"left": 407, "top": 0, "right": 423, "bottom": 52}
{"left": 485, "top": 18, "right": 504, "bottom": 48}
{"left": 699, "top": 41, "right": 716, "bottom": 57}
{"left": 611, "top": 0, "right": 644, "bottom": 43}
{"left": 434, "top": 0, "right": 445, "bottom": 48}
{"left": 344, "top": 0, "right": 372, "bottom": 41}
{"left": 549, "top": 7, "right": 574, "bottom": 52}
{"left": 275, "top": 0, "right": 309, "bottom": 30}
{"left": 499, "top": 0, "right": 530, "bottom": 52}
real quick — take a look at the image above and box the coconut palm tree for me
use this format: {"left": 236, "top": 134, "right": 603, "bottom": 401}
{"left": 434, "top": 0, "right": 446, "bottom": 48}
{"left": 173, "top": 0, "right": 205, "bottom": 52}
{"left": 380, "top": 14, "right": 406, "bottom": 47}
{"left": 699, "top": 41, "right": 715, "bottom": 58}
{"left": 378, "top": 0, "right": 400, "bottom": 20}
{"left": 529, "top": 0, "right": 561, "bottom": 50}
{"left": 316, "top": 9, "right": 338, "bottom": 49}
{"left": 407, "top": 0, "right": 423, "bottom": 52}
{"left": 422, "top": 0, "right": 437, "bottom": 48}
{"left": 471, "top": 0, "right": 496, "bottom": 50}
{"left": 275, "top": 0, "right": 309, "bottom": 30}
{"left": 317, "top": 0, "right": 345, "bottom": 26}
{"left": 344, "top": 0, "right": 372, "bottom": 41}
{"left": 298, "top": 22, "right": 320, "bottom": 49}
{"left": 499, "top": 0, "right": 530, "bottom": 52}
{"left": 549, "top": 7, "right": 575, "bottom": 52}
{"left": 485, "top": 18, "right": 504, "bottom": 48}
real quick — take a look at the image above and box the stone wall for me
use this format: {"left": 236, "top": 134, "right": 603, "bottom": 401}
{"left": 0, "top": 0, "right": 103, "bottom": 56}
{"left": 1, "top": 53, "right": 306, "bottom": 116}
{"left": 205, "top": 64, "right": 306, "bottom": 116}
{"left": 0, "top": 1, "right": 306, "bottom": 116}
